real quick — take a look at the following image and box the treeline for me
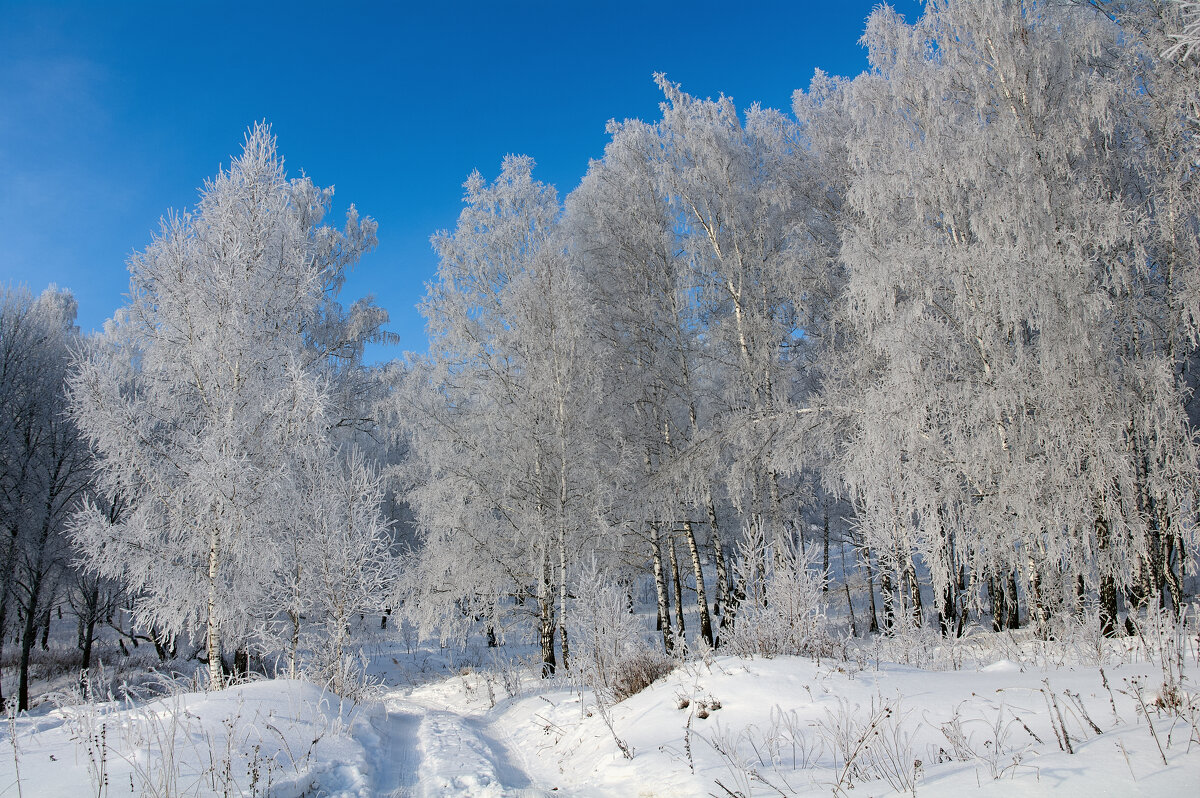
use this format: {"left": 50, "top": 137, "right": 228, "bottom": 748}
{"left": 392, "top": 0, "right": 1200, "bottom": 674}
{"left": 4, "top": 0, "right": 1200, "bottom": 703}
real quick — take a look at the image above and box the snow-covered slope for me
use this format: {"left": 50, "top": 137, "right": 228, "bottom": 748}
{"left": 487, "top": 655, "right": 1199, "bottom": 796}
{"left": 2, "top": 680, "right": 369, "bottom": 798}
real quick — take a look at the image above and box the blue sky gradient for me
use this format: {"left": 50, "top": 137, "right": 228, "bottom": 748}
{"left": 0, "top": 0, "right": 922, "bottom": 357}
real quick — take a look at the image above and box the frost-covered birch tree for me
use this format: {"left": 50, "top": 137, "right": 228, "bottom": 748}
{"left": 1099, "top": 0, "right": 1200, "bottom": 616}
{"left": 649, "top": 76, "right": 838, "bottom": 579}
{"left": 69, "top": 124, "right": 386, "bottom": 687}
{"left": 566, "top": 117, "right": 726, "bottom": 651}
{"left": 830, "top": 0, "right": 1198, "bottom": 636}
{"left": 395, "top": 156, "right": 607, "bottom": 675}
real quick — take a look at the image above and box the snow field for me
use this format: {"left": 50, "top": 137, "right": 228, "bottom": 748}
{"left": 1, "top": 680, "right": 368, "bottom": 798}
{"left": 3, "top": 629, "right": 1198, "bottom": 797}
{"left": 485, "top": 654, "right": 1200, "bottom": 796}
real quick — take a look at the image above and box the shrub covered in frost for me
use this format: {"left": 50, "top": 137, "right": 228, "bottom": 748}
{"left": 724, "top": 522, "right": 838, "bottom": 660}
{"left": 570, "top": 561, "right": 673, "bottom": 703}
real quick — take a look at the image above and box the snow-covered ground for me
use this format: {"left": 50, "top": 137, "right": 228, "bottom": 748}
{"left": 488, "top": 654, "right": 1199, "bottom": 796}
{"left": 2, "top": 679, "right": 368, "bottom": 797}
{"left": 3, "top": 626, "right": 1198, "bottom": 796}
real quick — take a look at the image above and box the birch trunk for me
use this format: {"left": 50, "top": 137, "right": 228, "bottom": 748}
{"left": 539, "top": 548, "right": 557, "bottom": 676}
{"left": 206, "top": 524, "right": 222, "bottom": 689}
{"left": 706, "top": 495, "right": 731, "bottom": 624}
{"left": 880, "top": 568, "right": 895, "bottom": 633}
{"left": 557, "top": 527, "right": 570, "bottom": 672}
{"left": 821, "top": 506, "right": 830, "bottom": 592}
{"left": 863, "top": 545, "right": 880, "bottom": 634}
{"left": 649, "top": 523, "right": 674, "bottom": 653}
{"left": 683, "top": 520, "right": 713, "bottom": 646}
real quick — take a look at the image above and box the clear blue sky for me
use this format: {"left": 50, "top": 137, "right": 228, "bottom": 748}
{"left": 0, "top": 0, "right": 922, "bottom": 359}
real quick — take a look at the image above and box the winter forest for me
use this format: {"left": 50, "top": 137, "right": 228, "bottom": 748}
{"left": 6, "top": 2, "right": 1200, "bottom": 796}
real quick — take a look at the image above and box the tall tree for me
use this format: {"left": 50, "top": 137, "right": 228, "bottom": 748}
{"left": 566, "top": 117, "right": 721, "bottom": 650}
{"left": 395, "top": 156, "right": 607, "bottom": 674}
{"left": 1099, "top": 0, "right": 1200, "bottom": 614}
{"left": 69, "top": 124, "right": 380, "bottom": 687}
{"left": 830, "top": 0, "right": 1198, "bottom": 635}
{"left": 0, "top": 285, "right": 90, "bottom": 709}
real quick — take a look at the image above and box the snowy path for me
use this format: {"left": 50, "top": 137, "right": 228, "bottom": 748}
{"left": 357, "top": 692, "right": 554, "bottom": 798}
{"left": 361, "top": 701, "right": 422, "bottom": 797}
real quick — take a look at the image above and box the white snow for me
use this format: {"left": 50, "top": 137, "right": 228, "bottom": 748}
{"left": 3, "top": 637, "right": 1198, "bottom": 797}
{"left": 1, "top": 679, "right": 367, "bottom": 797}
{"left": 485, "top": 654, "right": 1200, "bottom": 797}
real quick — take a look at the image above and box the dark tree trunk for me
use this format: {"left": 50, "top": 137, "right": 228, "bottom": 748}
{"left": 1005, "top": 570, "right": 1021, "bottom": 630}
{"left": 939, "top": 579, "right": 957, "bottom": 637}
{"left": 80, "top": 613, "right": 97, "bottom": 673}
{"left": 937, "top": 523, "right": 960, "bottom": 636}
{"left": 707, "top": 496, "right": 731, "bottom": 626}
{"left": 0, "top": 523, "right": 21, "bottom": 707}
{"left": 1096, "top": 514, "right": 1120, "bottom": 637}
{"left": 1099, "top": 573, "right": 1119, "bottom": 637}
{"left": 0, "top": 606, "right": 6, "bottom": 706}
{"left": 989, "top": 574, "right": 1004, "bottom": 632}
{"left": 668, "top": 531, "right": 685, "bottom": 644}
{"left": 18, "top": 609, "right": 37, "bottom": 711}
{"left": 863, "top": 546, "right": 879, "bottom": 635}
{"left": 233, "top": 647, "right": 250, "bottom": 679}
{"left": 17, "top": 573, "right": 43, "bottom": 711}
{"left": 539, "top": 550, "right": 557, "bottom": 677}
{"left": 157, "top": 632, "right": 176, "bottom": 661}
{"left": 880, "top": 568, "right": 895, "bottom": 633}
{"left": 39, "top": 604, "right": 52, "bottom": 651}
{"left": 1164, "top": 532, "right": 1185, "bottom": 614}
{"left": 822, "top": 507, "right": 831, "bottom": 592}
{"left": 841, "top": 541, "right": 858, "bottom": 637}
{"left": 955, "top": 565, "right": 968, "bottom": 637}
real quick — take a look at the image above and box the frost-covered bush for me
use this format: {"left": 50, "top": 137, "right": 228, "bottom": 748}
{"left": 570, "top": 562, "right": 673, "bottom": 703}
{"left": 305, "top": 647, "right": 378, "bottom": 702}
{"left": 724, "top": 522, "right": 838, "bottom": 660}
{"left": 868, "top": 616, "right": 945, "bottom": 670}
{"left": 1045, "top": 606, "right": 1112, "bottom": 667}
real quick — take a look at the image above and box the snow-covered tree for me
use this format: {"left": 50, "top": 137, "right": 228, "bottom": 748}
{"left": 282, "top": 448, "right": 394, "bottom": 691}
{"left": 1100, "top": 0, "right": 1200, "bottom": 615}
{"left": 0, "top": 285, "right": 90, "bottom": 709}
{"left": 651, "top": 76, "right": 814, "bottom": 554}
{"left": 394, "top": 156, "right": 608, "bottom": 674}
{"left": 829, "top": 0, "right": 1198, "bottom": 636}
{"left": 69, "top": 124, "right": 385, "bottom": 687}
{"left": 566, "top": 115, "right": 740, "bottom": 650}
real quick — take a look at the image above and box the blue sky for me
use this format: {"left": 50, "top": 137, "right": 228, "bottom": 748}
{"left": 0, "top": 0, "right": 922, "bottom": 358}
